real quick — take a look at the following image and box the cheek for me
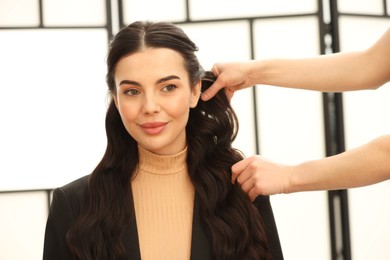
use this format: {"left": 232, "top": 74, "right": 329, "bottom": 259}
{"left": 117, "top": 101, "right": 140, "bottom": 122}
{"left": 163, "top": 96, "right": 192, "bottom": 118}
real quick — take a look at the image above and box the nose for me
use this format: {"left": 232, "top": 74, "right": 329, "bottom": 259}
{"left": 142, "top": 92, "right": 160, "bottom": 115}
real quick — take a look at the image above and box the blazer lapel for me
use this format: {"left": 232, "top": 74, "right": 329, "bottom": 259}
{"left": 125, "top": 195, "right": 141, "bottom": 260}
{"left": 190, "top": 193, "right": 212, "bottom": 260}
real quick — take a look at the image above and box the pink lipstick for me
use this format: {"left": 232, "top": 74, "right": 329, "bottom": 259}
{"left": 140, "top": 122, "right": 168, "bottom": 135}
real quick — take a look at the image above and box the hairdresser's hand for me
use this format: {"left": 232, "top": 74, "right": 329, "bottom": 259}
{"left": 232, "top": 155, "right": 291, "bottom": 201}
{"left": 201, "top": 62, "right": 253, "bottom": 101}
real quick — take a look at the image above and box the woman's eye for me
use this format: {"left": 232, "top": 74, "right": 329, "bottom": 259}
{"left": 125, "top": 89, "right": 140, "bottom": 96}
{"left": 162, "top": 84, "right": 177, "bottom": 92}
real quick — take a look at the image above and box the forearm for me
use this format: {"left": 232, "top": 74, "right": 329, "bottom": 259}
{"left": 249, "top": 51, "right": 384, "bottom": 92}
{"left": 204, "top": 28, "right": 390, "bottom": 101}
{"left": 287, "top": 135, "right": 390, "bottom": 192}
{"left": 249, "top": 28, "right": 390, "bottom": 92}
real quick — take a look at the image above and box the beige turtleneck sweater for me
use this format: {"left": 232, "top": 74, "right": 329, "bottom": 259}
{"left": 131, "top": 146, "right": 195, "bottom": 260}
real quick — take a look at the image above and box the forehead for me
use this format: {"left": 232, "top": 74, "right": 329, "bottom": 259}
{"left": 115, "top": 47, "right": 187, "bottom": 79}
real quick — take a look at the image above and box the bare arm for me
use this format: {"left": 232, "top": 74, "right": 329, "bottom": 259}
{"left": 289, "top": 134, "right": 390, "bottom": 192}
{"left": 233, "top": 135, "right": 390, "bottom": 199}
{"left": 202, "top": 28, "right": 390, "bottom": 101}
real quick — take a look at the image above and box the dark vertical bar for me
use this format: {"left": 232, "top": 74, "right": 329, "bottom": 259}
{"left": 105, "top": 0, "right": 114, "bottom": 41}
{"left": 384, "top": 0, "right": 388, "bottom": 16}
{"left": 185, "top": 0, "right": 190, "bottom": 22}
{"left": 117, "top": 0, "right": 124, "bottom": 30}
{"left": 38, "top": 0, "right": 44, "bottom": 28}
{"left": 248, "top": 19, "right": 260, "bottom": 155}
{"left": 323, "top": 0, "right": 352, "bottom": 259}
{"left": 323, "top": 92, "right": 352, "bottom": 260}
{"left": 317, "top": 0, "right": 326, "bottom": 54}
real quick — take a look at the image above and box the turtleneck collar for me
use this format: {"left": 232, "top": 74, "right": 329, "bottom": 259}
{"left": 137, "top": 146, "right": 188, "bottom": 175}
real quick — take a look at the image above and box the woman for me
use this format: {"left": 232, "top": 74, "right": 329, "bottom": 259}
{"left": 43, "top": 21, "right": 283, "bottom": 260}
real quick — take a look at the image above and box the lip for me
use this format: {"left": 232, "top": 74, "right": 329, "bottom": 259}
{"left": 139, "top": 121, "right": 168, "bottom": 135}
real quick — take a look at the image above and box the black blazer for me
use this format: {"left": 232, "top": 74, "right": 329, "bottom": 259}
{"left": 43, "top": 175, "right": 284, "bottom": 260}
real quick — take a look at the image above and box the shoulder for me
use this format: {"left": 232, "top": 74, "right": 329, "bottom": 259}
{"left": 252, "top": 195, "right": 276, "bottom": 222}
{"left": 252, "top": 195, "right": 270, "bottom": 208}
{"left": 252, "top": 195, "right": 277, "bottom": 223}
{"left": 252, "top": 195, "right": 284, "bottom": 259}
{"left": 51, "top": 175, "right": 90, "bottom": 217}
{"left": 54, "top": 175, "right": 89, "bottom": 200}
{"left": 58, "top": 175, "right": 89, "bottom": 195}
{"left": 43, "top": 175, "right": 90, "bottom": 259}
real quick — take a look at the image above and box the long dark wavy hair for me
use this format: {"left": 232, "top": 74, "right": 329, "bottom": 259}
{"left": 67, "top": 21, "right": 270, "bottom": 259}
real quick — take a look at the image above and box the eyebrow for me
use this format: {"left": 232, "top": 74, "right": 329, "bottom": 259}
{"left": 119, "top": 75, "right": 181, "bottom": 86}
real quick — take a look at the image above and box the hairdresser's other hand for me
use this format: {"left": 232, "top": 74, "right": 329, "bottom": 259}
{"left": 232, "top": 156, "right": 292, "bottom": 201}
{"left": 201, "top": 62, "right": 254, "bottom": 101}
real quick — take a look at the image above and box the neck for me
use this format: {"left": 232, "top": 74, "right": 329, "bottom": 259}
{"left": 137, "top": 146, "right": 187, "bottom": 175}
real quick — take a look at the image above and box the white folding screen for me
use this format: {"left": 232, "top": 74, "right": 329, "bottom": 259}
{"left": 338, "top": 0, "right": 384, "bottom": 15}
{"left": 0, "top": 192, "right": 48, "bottom": 260}
{"left": 43, "top": 0, "right": 107, "bottom": 26}
{"left": 0, "top": 1, "right": 109, "bottom": 258}
{"left": 123, "top": 0, "right": 186, "bottom": 23}
{"left": 388, "top": 1, "right": 390, "bottom": 15}
{"left": 0, "top": 29, "right": 108, "bottom": 191}
{"left": 338, "top": 16, "right": 390, "bottom": 260}
{"left": 189, "top": 0, "right": 317, "bottom": 19}
{"left": 3, "top": 0, "right": 389, "bottom": 259}
{"left": 0, "top": 0, "right": 40, "bottom": 26}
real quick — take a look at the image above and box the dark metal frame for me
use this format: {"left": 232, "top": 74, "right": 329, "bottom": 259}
{"left": 0, "top": 0, "right": 114, "bottom": 41}
{"left": 1, "top": 0, "right": 389, "bottom": 259}
{"left": 321, "top": 0, "right": 352, "bottom": 259}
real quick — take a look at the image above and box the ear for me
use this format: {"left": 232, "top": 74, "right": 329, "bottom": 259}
{"left": 112, "top": 94, "right": 119, "bottom": 109}
{"left": 190, "top": 80, "right": 202, "bottom": 108}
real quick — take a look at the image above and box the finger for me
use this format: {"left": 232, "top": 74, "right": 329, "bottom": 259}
{"left": 239, "top": 177, "right": 254, "bottom": 194}
{"left": 201, "top": 76, "right": 225, "bottom": 101}
{"left": 231, "top": 158, "right": 250, "bottom": 184}
{"left": 211, "top": 63, "right": 221, "bottom": 76}
{"left": 248, "top": 187, "right": 261, "bottom": 201}
{"left": 225, "top": 89, "right": 235, "bottom": 102}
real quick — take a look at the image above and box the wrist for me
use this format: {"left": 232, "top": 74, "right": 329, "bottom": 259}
{"left": 282, "top": 165, "right": 294, "bottom": 194}
{"left": 246, "top": 60, "right": 264, "bottom": 86}
{"left": 288, "top": 161, "right": 319, "bottom": 193}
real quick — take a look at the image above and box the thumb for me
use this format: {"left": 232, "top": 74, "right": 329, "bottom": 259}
{"left": 201, "top": 76, "right": 225, "bottom": 101}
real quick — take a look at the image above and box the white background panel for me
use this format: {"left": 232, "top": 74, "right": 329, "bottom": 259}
{"left": 190, "top": 0, "right": 317, "bottom": 20}
{"left": 0, "top": 0, "right": 40, "bottom": 27}
{"left": 388, "top": 0, "right": 390, "bottom": 15}
{"left": 338, "top": 0, "right": 384, "bottom": 15}
{"left": 1, "top": 1, "right": 388, "bottom": 259}
{"left": 43, "top": 0, "right": 106, "bottom": 26}
{"left": 339, "top": 17, "right": 390, "bottom": 260}
{"left": 181, "top": 21, "right": 257, "bottom": 156}
{"left": 122, "top": 0, "right": 186, "bottom": 24}
{"left": 0, "top": 30, "right": 108, "bottom": 191}
{"left": 0, "top": 192, "right": 48, "bottom": 260}
{"left": 254, "top": 17, "right": 330, "bottom": 260}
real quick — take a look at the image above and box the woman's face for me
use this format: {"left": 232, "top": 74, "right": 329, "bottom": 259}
{"left": 113, "top": 47, "right": 201, "bottom": 155}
